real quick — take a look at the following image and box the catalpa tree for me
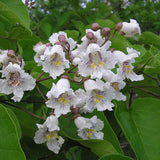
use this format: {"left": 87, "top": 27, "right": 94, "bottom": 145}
{"left": 0, "top": 0, "right": 160, "bottom": 160}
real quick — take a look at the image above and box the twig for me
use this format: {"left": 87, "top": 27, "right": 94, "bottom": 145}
{"left": 36, "top": 85, "right": 47, "bottom": 102}
{"left": 131, "top": 86, "right": 160, "bottom": 98}
{"left": 36, "top": 76, "right": 52, "bottom": 83}
{"left": 142, "top": 71, "right": 160, "bottom": 86}
{"left": 1, "top": 101, "right": 44, "bottom": 120}
{"left": 127, "top": 90, "right": 134, "bottom": 109}
{"left": 36, "top": 72, "right": 45, "bottom": 81}
{"left": 0, "top": 99, "right": 45, "bottom": 103}
{"left": 38, "top": 153, "right": 53, "bottom": 160}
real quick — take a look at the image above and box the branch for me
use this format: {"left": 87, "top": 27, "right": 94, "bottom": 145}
{"left": 36, "top": 85, "right": 47, "bottom": 102}
{"left": 131, "top": 86, "right": 160, "bottom": 98}
{"left": 142, "top": 72, "right": 160, "bottom": 86}
{"left": 1, "top": 101, "right": 44, "bottom": 120}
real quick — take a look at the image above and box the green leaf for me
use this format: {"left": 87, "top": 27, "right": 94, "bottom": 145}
{"left": 78, "top": 139, "right": 118, "bottom": 157}
{"left": 0, "top": 0, "right": 30, "bottom": 30}
{"left": 115, "top": 98, "right": 160, "bottom": 160}
{"left": 111, "top": 34, "right": 133, "bottom": 53}
{"left": 64, "top": 30, "right": 79, "bottom": 41}
{"left": 0, "top": 104, "right": 26, "bottom": 160}
{"left": 7, "top": 108, "right": 22, "bottom": 139}
{"left": 96, "top": 19, "right": 115, "bottom": 28}
{"left": 99, "top": 154, "right": 134, "bottom": 160}
{"left": 139, "top": 31, "right": 160, "bottom": 49}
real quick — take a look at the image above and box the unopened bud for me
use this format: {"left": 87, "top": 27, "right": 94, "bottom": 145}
{"left": 17, "top": 54, "right": 22, "bottom": 61}
{"left": 91, "top": 23, "right": 101, "bottom": 31}
{"left": 73, "top": 107, "right": 80, "bottom": 114}
{"left": 115, "top": 22, "right": 123, "bottom": 31}
{"left": 46, "top": 43, "right": 51, "bottom": 47}
{"left": 101, "top": 27, "right": 111, "bottom": 37}
{"left": 61, "top": 75, "right": 68, "bottom": 79}
{"left": 110, "top": 48, "right": 115, "bottom": 53}
{"left": 74, "top": 71, "right": 82, "bottom": 82}
{"left": 58, "top": 35, "right": 66, "bottom": 42}
{"left": 7, "top": 50, "right": 15, "bottom": 57}
{"left": 86, "top": 32, "right": 94, "bottom": 40}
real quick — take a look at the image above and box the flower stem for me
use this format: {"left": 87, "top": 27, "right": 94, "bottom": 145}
{"left": 1, "top": 101, "right": 44, "bottom": 120}
{"left": 36, "top": 85, "right": 47, "bottom": 102}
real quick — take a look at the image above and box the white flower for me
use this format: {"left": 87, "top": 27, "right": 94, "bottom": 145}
{"left": 120, "top": 19, "right": 141, "bottom": 37}
{"left": 0, "top": 63, "right": 36, "bottom": 102}
{"left": 71, "top": 29, "right": 111, "bottom": 61}
{"left": 78, "top": 43, "right": 116, "bottom": 79}
{"left": 49, "top": 31, "right": 77, "bottom": 50}
{"left": 0, "top": 50, "right": 9, "bottom": 67}
{"left": 46, "top": 78, "right": 76, "bottom": 117}
{"left": 113, "top": 48, "right": 144, "bottom": 81}
{"left": 33, "top": 42, "right": 48, "bottom": 66}
{"left": 74, "top": 116, "right": 104, "bottom": 140}
{"left": 73, "top": 89, "right": 87, "bottom": 111}
{"left": 103, "top": 70, "right": 126, "bottom": 101}
{"left": 83, "top": 79, "right": 115, "bottom": 113}
{"left": 42, "top": 45, "right": 70, "bottom": 79}
{"left": 34, "top": 115, "right": 64, "bottom": 154}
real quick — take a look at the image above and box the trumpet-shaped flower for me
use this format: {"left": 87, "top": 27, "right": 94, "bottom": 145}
{"left": 103, "top": 70, "right": 126, "bottom": 101}
{"left": 46, "top": 78, "right": 76, "bottom": 117}
{"left": 74, "top": 116, "right": 104, "bottom": 140}
{"left": 78, "top": 43, "right": 116, "bottom": 79}
{"left": 42, "top": 45, "right": 70, "bottom": 79}
{"left": 113, "top": 48, "right": 144, "bottom": 81}
{"left": 33, "top": 42, "right": 48, "bottom": 66}
{"left": 83, "top": 79, "right": 115, "bottom": 113}
{"left": 49, "top": 31, "right": 77, "bottom": 50}
{"left": 0, "top": 63, "right": 36, "bottom": 102}
{"left": 120, "top": 19, "right": 141, "bottom": 37}
{"left": 34, "top": 115, "right": 64, "bottom": 154}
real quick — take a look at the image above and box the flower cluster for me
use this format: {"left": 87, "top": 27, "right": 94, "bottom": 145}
{"left": 32, "top": 19, "right": 143, "bottom": 154}
{"left": 0, "top": 49, "right": 36, "bottom": 102}
{"left": 0, "top": 19, "right": 143, "bottom": 154}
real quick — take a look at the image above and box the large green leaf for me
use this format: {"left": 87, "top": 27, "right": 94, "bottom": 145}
{"left": 115, "top": 98, "right": 160, "bottom": 160}
{"left": 139, "top": 31, "right": 160, "bottom": 49}
{"left": 0, "top": 0, "right": 30, "bottom": 30}
{"left": 0, "top": 104, "right": 26, "bottom": 160}
{"left": 99, "top": 154, "right": 134, "bottom": 160}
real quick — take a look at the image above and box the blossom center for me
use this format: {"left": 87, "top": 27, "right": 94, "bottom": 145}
{"left": 123, "top": 61, "right": 131, "bottom": 73}
{"left": 111, "top": 82, "right": 119, "bottom": 91}
{"left": 58, "top": 93, "right": 69, "bottom": 105}
{"left": 89, "top": 52, "right": 104, "bottom": 70}
{"left": 86, "top": 128, "right": 94, "bottom": 137}
{"left": 8, "top": 72, "right": 21, "bottom": 87}
{"left": 51, "top": 53, "right": 62, "bottom": 67}
{"left": 46, "top": 131, "right": 58, "bottom": 141}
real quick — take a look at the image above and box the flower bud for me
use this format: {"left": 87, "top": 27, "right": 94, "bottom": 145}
{"left": 86, "top": 32, "right": 94, "bottom": 40}
{"left": 91, "top": 23, "right": 101, "bottom": 31}
{"left": 101, "top": 27, "right": 111, "bottom": 37}
{"left": 110, "top": 48, "right": 115, "bottom": 53}
{"left": 46, "top": 43, "right": 51, "bottom": 47}
{"left": 74, "top": 71, "right": 82, "bottom": 82}
{"left": 73, "top": 107, "right": 80, "bottom": 114}
{"left": 7, "top": 50, "right": 15, "bottom": 58}
{"left": 118, "top": 19, "right": 141, "bottom": 37}
{"left": 58, "top": 34, "right": 66, "bottom": 42}
{"left": 115, "top": 22, "right": 123, "bottom": 31}
{"left": 60, "top": 75, "right": 68, "bottom": 79}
